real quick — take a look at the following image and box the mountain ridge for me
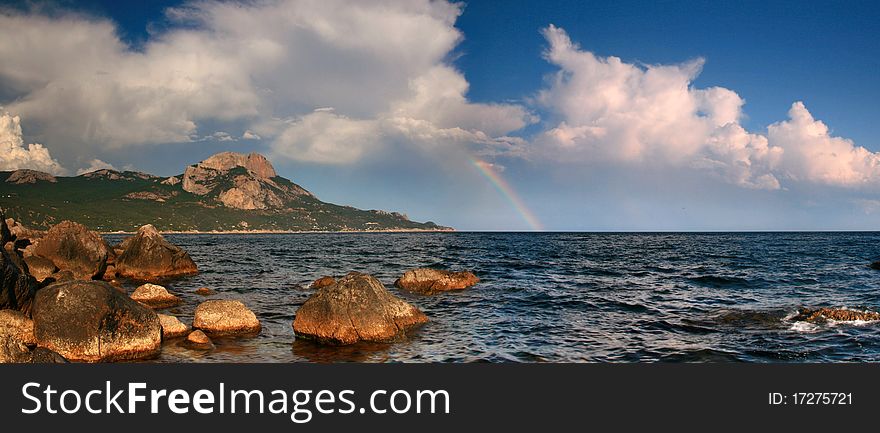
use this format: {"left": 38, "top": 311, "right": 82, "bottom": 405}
{"left": 0, "top": 152, "right": 450, "bottom": 232}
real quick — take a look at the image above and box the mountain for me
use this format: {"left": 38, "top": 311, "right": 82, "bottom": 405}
{"left": 0, "top": 152, "right": 450, "bottom": 232}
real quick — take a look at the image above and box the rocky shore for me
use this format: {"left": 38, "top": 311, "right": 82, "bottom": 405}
{"left": 1, "top": 206, "right": 484, "bottom": 362}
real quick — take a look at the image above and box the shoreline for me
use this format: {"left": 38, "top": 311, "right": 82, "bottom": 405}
{"left": 99, "top": 228, "right": 456, "bottom": 235}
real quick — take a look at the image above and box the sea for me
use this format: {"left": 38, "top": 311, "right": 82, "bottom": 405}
{"left": 103, "top": 232, "right": 880, "bottom": 363}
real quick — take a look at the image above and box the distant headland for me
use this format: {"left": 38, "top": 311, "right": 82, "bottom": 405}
{"left": 0, "top": 152, "right": 451, "bottom": 233}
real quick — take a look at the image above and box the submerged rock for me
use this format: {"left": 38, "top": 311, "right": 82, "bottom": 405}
{"left": 193, "top": 300, "right": 261, "bottom": 337}
{"left": 115, "top": 224, "right": 198, "bottom": 280}
{"left": 184, "top": 330, "right": 214, "bottom": 350}
{"left": 23, "top": 255, "right": 56, "bottom": 282}
{"left": 293, "top": 272, "right": 428, "bottom": 345}
{"left": 130, "top": 283, "right": 181, "bottom": 309}
{"left": 194, "top": 287, "right": 216, "bottom": 296}
{"left": 310, "top": 276, "right": 336, "bottom": 290}
{"left": 791, "top": 307, "right": 880, "bottom": 323}
{"left": 158, "top": 314, "right": 190, "bottom": 339}
{"left": 32, "top": 280, "right": 162, "bottom": 362}
{"left": 394, "top": 268, "right": 480, "bottom": 294}
{"left": 32, "top": 220, "right": 110, "bottom": 280}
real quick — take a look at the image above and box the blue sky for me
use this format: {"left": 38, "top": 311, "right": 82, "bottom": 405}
{"left": 1, "top": 0, "right": 879, "bottom": 230}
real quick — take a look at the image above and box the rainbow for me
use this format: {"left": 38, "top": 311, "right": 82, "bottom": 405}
{"left": 469, "top": 157, "right": 544, "bottom": 231}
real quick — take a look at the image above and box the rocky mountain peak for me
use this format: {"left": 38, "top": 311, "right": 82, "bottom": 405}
{"left": 181, "top": 151, "right": 312, "bottom": 210}
{"left": 197, "top": 152, "right": 277, "bottom": 179}
{"left": 5, "top": 169, "right": 57, "bottom": 184}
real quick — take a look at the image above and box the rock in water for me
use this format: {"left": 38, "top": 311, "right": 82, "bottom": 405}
{"left": 194, "top": 287, "right": 216, "bottom": 296}
{"left": 115, "top": 224, "right": 198, "bottom": 280}
{"left": 32, "top": 280, "right": 162, "bottom": 362}
{"left": 870, "top": 261, "right": 880, "bottom": 270}
{"left": 791, "top": 307, "right": 880, "bottom": 323}
{"left": 130, "top": 283, "right": 181, "bottom": 309}
{"left": 310, "top": 276, "right": 336, "bottom": 290}
{"left": 184, "top": 330, "right": 215, "bottom": 350}
{"left": 293, "top": 272, "right": 428, "bottom": 345}
{"left": 193, "top": 300, "right": 261, "bottom": 337}
{"left": 23, "top": 255, "right": 56, "bottom": 282}
{"left": 394, "top": 268, "right": 480, "bottom": 294}
{"left": 32, "top": 221, "right": 109, "bottom": 280}
{"left": 158, "top": 314, "right": 190, "bottom": 339}
{"left": 1, "top": 245, "right": 38, "bottom": 314}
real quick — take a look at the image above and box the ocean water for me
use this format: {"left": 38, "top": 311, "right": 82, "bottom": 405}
{"left": 103, "top": 232, "right": 880, "bottom": 363}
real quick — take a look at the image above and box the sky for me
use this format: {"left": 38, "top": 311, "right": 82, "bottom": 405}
{"left": 1, "top": 0, "right": 879, "bottom": 231}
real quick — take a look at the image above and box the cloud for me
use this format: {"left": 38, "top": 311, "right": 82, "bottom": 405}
{"left": 241, "top": 130, "right": 261, "bottom": 140}
{"left": 0, "top": 0, "right": 531, "bottom": 168}
{"left": 534, "top": 25, "right": 880, "bottom": 192}
{"left": 76, "top": 158, "right": 116, "bottom": 175}
{"left": 0, "top": 111, "right": 65, "bottom": 175}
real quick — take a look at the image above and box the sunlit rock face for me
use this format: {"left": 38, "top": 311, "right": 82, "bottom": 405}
{"left": 182, "top": 151, "right": 312, "bottom": 210}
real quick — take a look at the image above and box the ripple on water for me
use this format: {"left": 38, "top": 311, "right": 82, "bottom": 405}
{"left": 98, "top": 232, "right": 880, "bottom": 363}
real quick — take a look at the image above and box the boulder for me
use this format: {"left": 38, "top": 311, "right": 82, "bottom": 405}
{"left": 184, "top": 330, "right": 215, "bottom": 350}
{"left": 0, "top": 336, "right": 30, "bottom": 363}
{"left": 871, "top": 261, "right": 880, "bottom": 270}
{"left": 0, "top": 336, "right": 67, "bottom": 363}
{"left": 23, "top": 255, "right": 57, "bottom": 282}
{"left": 394, "top": 268, "right": 480, "bottom": 294}
{"left": 115, "top": 224, "right": 198, "bottom": 280}
{"left": 310, "top": 276, "right": 336, "bottom": 290}
{"left": 193, "top": 300, "right": 261, "bottom": 337}
{"left": 293, "top": 272, "right": 428, "bottom": 345}
{"left": 791, "top": 307, "right": 880, "bottom": 323}
{"left": 1, "top": 246, "right": 38, "bottom": 314}
{"left": 130, "top": 283, "right": 181, "bottom": 309}
{"left": 32, "top": 280, "right": 162, "bottom": 362}
{"left": 32, "top": 221, "right": 109, "bottom": 280}
{"left": 0, "top": 210, "right": 10, "bottom": 244}
{"left": 0, "top": 309, "right": 35, "bottom": 345}
{"left": 103, "top": 265, "right": 117, "bottom": 280}
{"left": 194, "top": 287, "right": 216, "bottom": 296}
{"left": 158, "top": 314, "right": 190, "bottom": 339}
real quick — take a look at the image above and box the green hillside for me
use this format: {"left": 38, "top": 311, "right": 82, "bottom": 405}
{"left": 0, "top": 170, "right": 448, "bottom": 232}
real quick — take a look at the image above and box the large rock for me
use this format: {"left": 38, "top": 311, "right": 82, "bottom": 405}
{"left": 293, "top": 272, "right": 429, "bottom": 345}
{"left": 115, "top": 224, "right": 198, "bottom": 280}
{"left": 193, "top": 300, "right": 261, "bottom": 337}
{"left": 130, "top": 283, "right": 181, "bottom": 309}
{"left": 32, "top": 221, "right": 109, "bottom": 280}
{"left": 1, "top": 246, "right": 38, "bottom": 314}
{"left": 791, "top": 307, "right": 880, "bottom": 323}
{"left": 0, "top": 210, "right": 10, "bottom": 244}
{"left": 0, "top": 309, "right": 35, "bottom": 345}
{"left": 32, "top": 280, "right": 162, "bottom": 362}
{"left": 394, "top": 268, "right": 480, "bottom": 294}
{"left": 181, "top": 152, "right": 312, "bottom": 209}
{"left": 158, "top": 314, "right": 190, "bottom": 339}
{"left": 23, "top": 255, "right": 56, "bottom": 282}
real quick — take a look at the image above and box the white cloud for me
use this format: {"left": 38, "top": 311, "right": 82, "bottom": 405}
{"left": 242, "top": 130, "right": 261, "bottom": 140}
{"left": 0, "top": 111, "right": 65, "bottom": 175}
{"left": 0, "top": 0, "right": 531, "bottom": 168}
{"left": 534, "top": 25, "right": 880, "bottom": 191}
{"left": 76, "top": 158, "right": 116, "bottom": 175}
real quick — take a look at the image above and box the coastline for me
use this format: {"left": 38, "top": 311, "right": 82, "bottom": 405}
{"left": 99, "top": 228, "right": 456, "bottom": 235}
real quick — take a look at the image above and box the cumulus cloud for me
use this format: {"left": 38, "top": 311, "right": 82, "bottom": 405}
{"left": 0, "top": 111, "right": 65, "bottom": 174}
{"left": 76, "top": 158, "right": 116, "bottom": 175}
{"left": 0, "top": 0, "right": 532, "bottom": 167}
{"left": 534, "top": 25, "right": 880, "bottom": 191}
